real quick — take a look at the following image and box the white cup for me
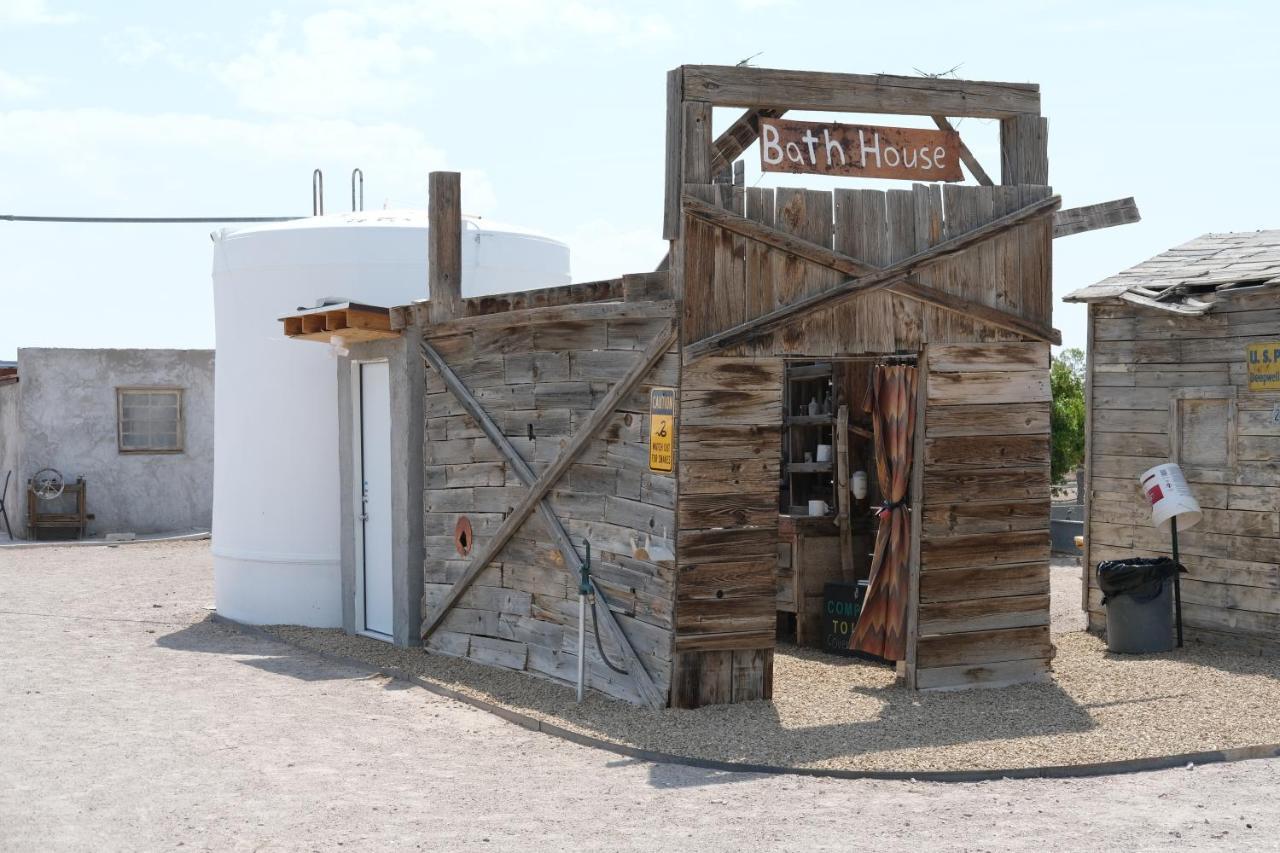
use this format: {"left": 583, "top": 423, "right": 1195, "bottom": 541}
{"left": 808, "top": 499, "right": 828, "bottom": 516}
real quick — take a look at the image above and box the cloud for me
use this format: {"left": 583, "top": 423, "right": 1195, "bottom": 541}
{"left": 0, "top": 0, "right": 78, "bottom": 26}
{"left": 215, "top": 9, "right": 434, "bottom": 117}
{"left": 104, "top": 26, "right": 203, "bottom": 71}
{"left": 352, "top": 0, "right": 671, "bottom": 50}
{"left": 0, "top": 108, "right": 496, "bottom": 214}
{"left": 0, "top": 69, "right": 41, "bottom": 99}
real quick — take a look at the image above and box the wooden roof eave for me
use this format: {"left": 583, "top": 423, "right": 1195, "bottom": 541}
{"left": 279, "top": 302, "right": 399, "bottom": 343}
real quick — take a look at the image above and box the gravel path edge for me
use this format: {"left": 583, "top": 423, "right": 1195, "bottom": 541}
{"left": 212, "top": 614, "right": 1280, "bottom": 784}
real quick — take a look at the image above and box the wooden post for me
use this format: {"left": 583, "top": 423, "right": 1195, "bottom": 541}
{"left": 662, "top": 68, "right": 684, "bottom": 241}
{"left": 836, "top": 404, "right": 853, "bottom": 580}
{"left": 428, "top": 171, "right": 462, "bottom": 323}
{"left": 682, "top": 100, "right": 713, "bottom": 186}
{"left": 903, "top": 350, "right": 927, "bottom": 689}
{"left": 999, "top": 115, "right": 1048, "bottom": 185}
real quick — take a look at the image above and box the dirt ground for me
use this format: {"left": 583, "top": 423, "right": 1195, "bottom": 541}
{"left": 2, "top": 541, "right": 1278, "bottom": 852}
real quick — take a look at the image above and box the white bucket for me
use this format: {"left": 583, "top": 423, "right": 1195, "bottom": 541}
{"left": 1139, "top": 463, "right": 1202, "bottom": 532}
{"left": 808, "top": 499, "right": 829, "bottom": 516}
{"left": 816, "top": 443, "right": 832, "bottom": 462}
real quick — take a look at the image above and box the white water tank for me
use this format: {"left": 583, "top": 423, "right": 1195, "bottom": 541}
{"left": 211, "top": 211, "right": 570, "bottom": 626}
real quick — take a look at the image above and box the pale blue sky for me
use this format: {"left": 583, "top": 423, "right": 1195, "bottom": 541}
{"left": 2, "top": 0, "right": 1277, "bottom": 360}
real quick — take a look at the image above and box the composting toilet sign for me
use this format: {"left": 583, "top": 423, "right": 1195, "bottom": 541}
{"left": 648, "top": 387, "right": 675, "bottom": 473}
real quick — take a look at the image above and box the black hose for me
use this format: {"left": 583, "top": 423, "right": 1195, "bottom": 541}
{"left": 589, "top": 592, "right": 629, "bottom": 675}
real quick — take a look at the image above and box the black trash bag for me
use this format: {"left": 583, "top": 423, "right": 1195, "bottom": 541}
{"left": 1096, "top": 557, "right": 1183, "bottom": 604}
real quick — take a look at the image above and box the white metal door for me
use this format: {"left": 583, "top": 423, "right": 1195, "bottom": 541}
{"left": 358, "top": 361, "right": 394, "bottom": 637}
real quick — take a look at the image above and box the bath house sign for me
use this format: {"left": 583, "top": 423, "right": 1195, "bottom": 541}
{"left": 759, "top": 117, "right": 963, "bottom": 182}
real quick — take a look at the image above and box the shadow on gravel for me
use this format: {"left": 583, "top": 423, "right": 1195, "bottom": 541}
{"left": 160, "top": 618, "right": 1100, "bottom": 787}
{"left": 155, "top": 616, "right": 373, "bottom": 684}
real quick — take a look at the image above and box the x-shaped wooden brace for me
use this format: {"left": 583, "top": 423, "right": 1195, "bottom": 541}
{"left": 418, "top": 323, "right": 677, "bottom": 709}
{"left": 680, "top": 192, "right": 1063, "bottom": 361}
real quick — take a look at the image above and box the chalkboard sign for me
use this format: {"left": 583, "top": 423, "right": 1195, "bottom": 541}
{"left": 823, "top": 581, "right": 868, "bottom": 656}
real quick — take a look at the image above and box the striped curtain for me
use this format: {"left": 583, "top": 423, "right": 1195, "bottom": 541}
{"left": 850, "top": 364, "right": 917, "bottom": 662}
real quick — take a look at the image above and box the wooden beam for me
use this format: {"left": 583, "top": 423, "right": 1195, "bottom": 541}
{"left": 681, "top": 65, "right": 1040, "bottom": 118}
{"left": 1000, "top": 115, "right": 1049, "bottom": 185}
{"left": 1053, "top": 197, "right": 1140, "bottom": 239}
{"left": 427, "top": 171, "right": 462, "bottom": 322}
{"left": 680, "top": 192, "right": 1062, "bottom": 357}
{"left": 657, "top": 108, "right": 786, "bottom": 271}
{"left": 419, "top": 299, "right": 673, "bottom": 336}
{"left": 662, "top": 68, "right": 684, "bottom": 241}
{"left": 931, "top": 116, "right": 994, "bottom": 186}
{"left": 418, "top": 324, "right": 678, "bottom": 708}
{"left": 710, "top": 108, "right": 786, "bottom": 175}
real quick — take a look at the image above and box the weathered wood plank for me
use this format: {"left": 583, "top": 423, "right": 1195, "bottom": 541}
{"left": 922, "top": 499, "right": 1050, "bottom": 538}
{"left": 680, "top": 65, "right": 1041, "bottom": 118}
{"left": 916, "top": 625, "right": 1051, "bottom": 669}
{"left": 918, "top": 594, "right": 1050, "bottom": 635}
{"left": 925, "top": 403, "right": 1050, "bottom": 437}
{"left": 920, "top": 530, "right": 1049, "bottom": 570}
{"left": 919, "top": 562, "right": 1050, "bottom": 603}
{"left": 662, "top": 68, "right": 684, "bottom": 241}
{"left": 916, "top": 657, "right": 1050, "bottom": 690}
{"left": 928, "top": 342, "right": 1049, "bottom": 373}
{"left": 924, "top": 435, "right": 1050, "bottom": 469}
{"left": 1053, "top": 197, "right": 1140, "bottom": 239}
{"left": 467, "top": 635, "right": 528, "bottom": 670}
{"left": 926, "top": 370, "right": 1051, "bottom": 405}
{"left": 427, "top": 171, "right": 462, "bottom": 322}
{"left": 681, "top": 193, "right": 1063, "bottom": 358}
{"left": 924, "top": 467, "right": 1050, "bottom": 503}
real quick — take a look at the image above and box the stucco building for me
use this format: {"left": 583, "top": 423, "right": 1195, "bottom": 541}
{"left": 0, "top": 348, "right": 214, "bottom": 540}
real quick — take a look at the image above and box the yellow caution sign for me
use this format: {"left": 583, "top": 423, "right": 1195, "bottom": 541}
{"left": 1247, "top": 341, "right": 1280, "bottom": 391}
{"left": 648, "top": 387, "right": 675, "bottom": 473}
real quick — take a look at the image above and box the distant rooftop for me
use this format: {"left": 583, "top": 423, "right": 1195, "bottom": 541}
{"left": 1065, "top": 229, "right": 1280, "bottom": 315}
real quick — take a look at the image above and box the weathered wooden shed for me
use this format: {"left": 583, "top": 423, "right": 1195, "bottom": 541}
{"left": 281, "top": 65, "right": 1139, "bottom": 708}
{"left": 1065, "top": 231, "right": 1280, "bottom": 650}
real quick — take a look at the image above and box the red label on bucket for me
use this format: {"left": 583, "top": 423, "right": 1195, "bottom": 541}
{"left": 1146, "top": 484, "right": 1164, "bottom": 505}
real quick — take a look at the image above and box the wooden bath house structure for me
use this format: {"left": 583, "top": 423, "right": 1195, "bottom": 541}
{"left": 279, "top": 65, "right": 1139, "bottom": 708}
{"left": 1066, "top": 232, "right": 1280, "bottom": 650}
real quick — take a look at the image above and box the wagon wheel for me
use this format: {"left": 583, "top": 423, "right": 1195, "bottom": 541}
{"left": 31, "top": 468, "right": 65, "bottom": 501}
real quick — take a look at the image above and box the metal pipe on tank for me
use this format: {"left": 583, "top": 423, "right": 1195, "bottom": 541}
{"left": 351, "top": 169, "right": 364, "bottom": 212}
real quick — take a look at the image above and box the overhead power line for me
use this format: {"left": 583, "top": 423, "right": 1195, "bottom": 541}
{"left": 1, "top": 214, "right": 304, "bottom": 224}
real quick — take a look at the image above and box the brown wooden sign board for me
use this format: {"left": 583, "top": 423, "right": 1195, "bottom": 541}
{"left": 760, "top": 117, "right": 963, "bottom": 182}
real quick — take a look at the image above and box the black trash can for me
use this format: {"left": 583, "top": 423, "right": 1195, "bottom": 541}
{"left": 1096, "top": 558, "right": 1181, "bottom": 654}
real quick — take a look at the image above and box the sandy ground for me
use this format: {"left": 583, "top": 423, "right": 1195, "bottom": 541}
{"left": 2, "top": 542, "right": 1279, "bottom": 852}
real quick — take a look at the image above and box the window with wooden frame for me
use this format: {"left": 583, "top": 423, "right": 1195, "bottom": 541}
{"left": 117, "top": 388, "right": 184, "bottom": 453}
{"left": 1169, "top": 386, "right": 1236, "bottom": 473}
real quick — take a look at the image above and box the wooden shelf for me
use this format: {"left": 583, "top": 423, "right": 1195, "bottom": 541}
{"left": 786, "top": 414, "right": 834, "bottom": 426}
{"left": 786, "top": 363, "right": 833, "bottom": 380}
{"left": 787, "top": 461, "right": 832, "bottom": 474}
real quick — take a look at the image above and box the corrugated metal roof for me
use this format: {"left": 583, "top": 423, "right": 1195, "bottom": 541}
{"left": 1064, "top": 229, "right": 1280, "bottom": 315}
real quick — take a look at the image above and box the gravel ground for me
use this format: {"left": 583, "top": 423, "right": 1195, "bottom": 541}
{"left": 4, "top": 540, "right": 1280, "bottom": 852}
{"left": 261, "top": 555, "right": 1280, "bottom": 774}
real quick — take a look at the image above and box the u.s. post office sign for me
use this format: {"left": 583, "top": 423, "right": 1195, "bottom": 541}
{"left": 648, "top": 387, "right": 675, "bottom": 473}
{"left": 1247, "top": 341, "right": 1280, "bottom": 391}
